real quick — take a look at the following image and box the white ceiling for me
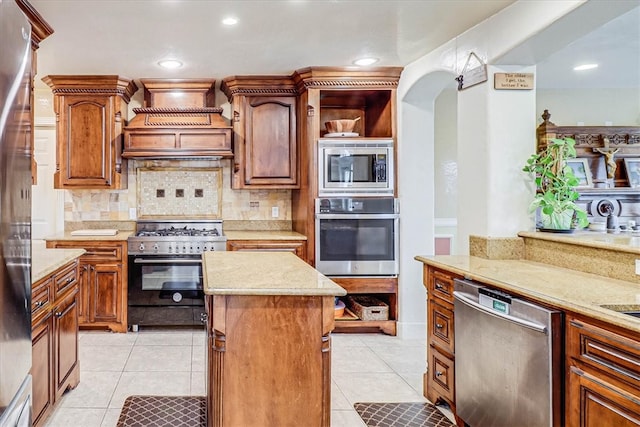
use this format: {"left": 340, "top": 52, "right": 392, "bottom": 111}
{"left": 29, "top": 0, "right": 639, "bottom": 93}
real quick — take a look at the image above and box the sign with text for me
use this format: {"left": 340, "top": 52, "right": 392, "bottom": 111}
{"left": 494, "top": 73, "right": 534, "bottom": 90}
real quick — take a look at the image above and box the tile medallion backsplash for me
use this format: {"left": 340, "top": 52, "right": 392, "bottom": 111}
{"left": 63, "top": 159, "right": 292, "bottom": 223}
{"left": 138, "top": 167, "right": 222, "bottom": 218}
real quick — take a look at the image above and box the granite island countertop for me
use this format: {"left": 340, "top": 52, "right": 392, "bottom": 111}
{"left": 415, "top": 254, "right": 640, "bottom": 333}
{"left": 32, "top": 240, "right": 85, "bottom": 283}
{"left": 203, "top": 251, "right": 345, "bottom": 296}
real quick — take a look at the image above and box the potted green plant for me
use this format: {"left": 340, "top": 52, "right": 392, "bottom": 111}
{"left": 522, "top": 137, "right": 589, "bottom": 230}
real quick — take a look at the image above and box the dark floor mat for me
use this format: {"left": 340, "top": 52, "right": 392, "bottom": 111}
{"left": 116, "top": 395, "right": 206, "bottom": 427}
{"left": 354, "top": 402, "right": 455, "bottom": 427}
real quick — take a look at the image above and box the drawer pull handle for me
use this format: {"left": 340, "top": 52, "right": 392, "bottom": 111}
{"left": 35, "top": 301, "right": 45, "bottom": 308}
{"left": 435, "top": 371, "right": 444, "bottom": 377}
{"left": 66, "top": 277, "right": 73, "bottom": 284}
{"left": 435, "top": 283, "right": 445, "bottom": 291}
{"left": 435, "top": 323, "right": 444, "bottom": 329}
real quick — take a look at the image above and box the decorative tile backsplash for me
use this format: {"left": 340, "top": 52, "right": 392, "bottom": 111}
{"left": 137, "top": 167, "right": 222, "bottom": 218}
{"left": 63, "top": 159, "right": 291, "bottom": 222}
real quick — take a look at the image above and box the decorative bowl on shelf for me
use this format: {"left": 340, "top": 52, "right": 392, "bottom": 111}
{"left": 325, "top": 117, "right": 360, "bottom": 133}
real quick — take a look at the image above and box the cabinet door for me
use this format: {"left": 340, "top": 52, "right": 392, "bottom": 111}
{"left": 53, "top": 292, "right": 79, "bottom": 400}
{"left": 88, "top": 263, "right": 122, "bottom": 323}
{"left": 32, "top": 312, "right": 54, "bottom": 427}
{"left": 243, "top": 96, "right": 297, "bottom": 186}
{"left": 56, "top": 95, "right": 115, "bottom": 187}
{"left": 567, "top": 366, "right": 640, "bottom": 426}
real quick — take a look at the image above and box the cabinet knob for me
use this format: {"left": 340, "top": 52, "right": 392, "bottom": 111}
{"left": 35, "top": 301, "right": 44, "bottom": 308}
{"left": 435, "top": 371, "right": 444, "bottom": 377}
{"left": 54, "top": 311, "right": 62, "bottom": 317}
{"left": 435, "top": 283, "right": 445, "bottom": 291}
{"left": 66, "top": 277, "right": 73, "bottom": 284}
{"left": 435, "top": 323, "right": 444, "bottom": 329}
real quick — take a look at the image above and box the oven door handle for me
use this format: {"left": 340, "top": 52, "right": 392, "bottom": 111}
{"left": 134, "top": 258, "right": 202, "bottom": 264}
{"left": 315, "top": 213, "right": 399, "bottom": 220}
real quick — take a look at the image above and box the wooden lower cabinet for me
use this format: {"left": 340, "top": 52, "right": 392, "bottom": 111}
{"left": 226, "top": 239, "right": 307, "bottom": 262}
{"left": 330, "top": 277, "right": 397, "bottom": 335}
{"left": 206, "top": 294, "right": 334, "bottom": 426}
{"left": 32, "top": 259, "right": 80, "bottom": 427}
{"left": 32, "top": 312, "right": 54, "bottom": 427}
{"left": 46, "top": 240, "right": 127, "bottom": 332}
{"left": 566, "top": 315, "right": 640, "bottom": 426}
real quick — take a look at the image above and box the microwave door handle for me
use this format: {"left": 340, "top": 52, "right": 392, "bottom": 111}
{"left": 315, "top": 213, "right": 399, "bottom": 220}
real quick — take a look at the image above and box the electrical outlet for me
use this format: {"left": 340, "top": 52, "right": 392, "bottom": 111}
{"left": 129, "top": 208, "right": 136, "bottom": 219}
{"left": 271, "top": 206, "right": 279, "bottom": 218}
{"left": 635, "top": 259, "right": 640, "bottom": 275}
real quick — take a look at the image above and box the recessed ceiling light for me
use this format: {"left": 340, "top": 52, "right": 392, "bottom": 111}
{"left": 157, "top": 59, "right": 183, "bottom": 69}
{"left": 222, "top": 17, "right": 238, "bottom": 26}
{"left": 353, "top": 57, "right": 379, "bottom": 66}
{"left": 573, "top": 63, "right": 598, "bottom": 71}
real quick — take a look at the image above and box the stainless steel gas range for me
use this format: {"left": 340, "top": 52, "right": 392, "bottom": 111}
{"left": 127, "top": 220, "right": 226, "bottom": 330}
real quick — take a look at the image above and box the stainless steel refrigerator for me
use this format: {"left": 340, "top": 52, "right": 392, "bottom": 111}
{"left": 0, "top": 1, "right": 33, "bottom": 426}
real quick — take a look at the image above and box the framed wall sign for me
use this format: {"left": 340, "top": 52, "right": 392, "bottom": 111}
{"left": 624, "top": 158, "right": 640, "bottom": 187}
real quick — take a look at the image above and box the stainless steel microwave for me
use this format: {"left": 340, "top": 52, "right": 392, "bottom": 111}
{"left": 317, "top": 138, "right": 394, "bottom": 197}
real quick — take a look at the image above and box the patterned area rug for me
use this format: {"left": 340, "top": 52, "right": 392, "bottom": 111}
{"left": 354, "top": 402, "right": 455, "bottom": 427}
{"left": 116, "top": 396, "right": 206, "bottom": 427}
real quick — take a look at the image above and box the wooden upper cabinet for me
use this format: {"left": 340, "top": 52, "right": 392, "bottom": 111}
{"left": 41, "top": 75, "right": 137, "bottom": 189}
{"left": 221, "top": 76, "right": 299, "bottom": 189}
{"left": 16, "top": 0, "right": 54, "bottom": 185}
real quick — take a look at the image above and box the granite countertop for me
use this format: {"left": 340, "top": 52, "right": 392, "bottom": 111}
{"left": 519, "top": 230, "right": 640, "bottom": 254}
{"left": 415, "top": 254, "right": 640, "bottom": 333}
{"left": 32, "top": 240, "right": 85, "bottom": 284}
{"left": 224, "top": 230, "right": 307, "bottom": 240}
{"left": 44, "top": 231, "right": 133, "bottom": 242}
{"left": 202, "top": 251, "right": 345, "bottom": 296}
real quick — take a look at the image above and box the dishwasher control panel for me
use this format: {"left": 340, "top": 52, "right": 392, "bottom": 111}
{"left": 478, "top": 287, "right": 512, "bottom": 314}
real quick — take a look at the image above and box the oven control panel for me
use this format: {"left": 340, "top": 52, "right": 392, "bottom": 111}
{"left": 128, "top": 239, "right": 227, "bottom": 255}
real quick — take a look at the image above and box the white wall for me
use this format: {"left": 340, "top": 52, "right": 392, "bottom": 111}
{"left": 537, "top": 88, "right": 640, "bottom": 126}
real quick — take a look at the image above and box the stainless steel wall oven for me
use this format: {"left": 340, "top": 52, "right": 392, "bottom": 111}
{"left": 315, "top": 198, "right": 399, "bottom": 276}
{"left": 127, "top": 220, "right": 226, "bottom": 330}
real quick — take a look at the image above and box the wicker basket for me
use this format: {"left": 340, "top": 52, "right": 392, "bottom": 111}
{"left": 346, "top": 295, "right": 389, "bottom": 321}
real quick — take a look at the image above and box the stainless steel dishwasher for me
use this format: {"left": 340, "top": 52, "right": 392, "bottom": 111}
{"left": 453, "top": 279, "right": 562, "bottom": 427}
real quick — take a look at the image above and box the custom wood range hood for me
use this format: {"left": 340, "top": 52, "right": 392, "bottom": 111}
{"left": 122, "top": 79, "right": 233, "bottom": 158}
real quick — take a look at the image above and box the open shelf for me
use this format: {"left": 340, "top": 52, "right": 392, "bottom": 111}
{"left": 319, "top": 90, "right": 394, "bottom": 138}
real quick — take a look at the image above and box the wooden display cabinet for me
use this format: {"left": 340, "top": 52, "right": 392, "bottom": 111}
{"left": 221, "top": 76, "right": 299, "bottom": 189}
{"left": 46, "top": 240, "right": 128, "bottom": 332}
{"left": 291, "top": 67, "right": 401, "bottom": 268}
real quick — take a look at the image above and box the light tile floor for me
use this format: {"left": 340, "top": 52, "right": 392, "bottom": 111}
{"left": 44, "top": 329, "right": 453, "bottom": 427}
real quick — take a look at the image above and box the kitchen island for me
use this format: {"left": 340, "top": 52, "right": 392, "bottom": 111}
{"left": 202, "top": 251, "right": 345, "bottom": 427}
{"left": 416, "top": 232, "right": 640, "bottom": 427}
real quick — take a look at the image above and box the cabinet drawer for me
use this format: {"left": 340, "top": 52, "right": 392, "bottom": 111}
{"left": 428, "top": 268, "right": 456, "bottom": 304}
{"left": 32, "top": 278, "right": 52, "bottom": 321}
{"left": 428, "top": 300, "right": 454, "bottom": 356}
{"left": 53, "top": 262, "right": 78, "bottom": 300}
{"left": 567, "top": 317, "right": 640, "bottom": 389}
{"left": 427, "top": 345, "right": 455, "bottom": 405}
{"left": 49, "top": 242, "right": 124, "bottom": 262}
